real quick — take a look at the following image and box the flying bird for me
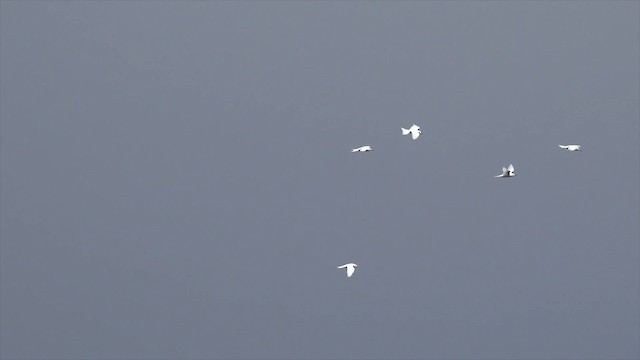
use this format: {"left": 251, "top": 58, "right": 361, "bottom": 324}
{"left": 495, "top": 164, "right": 516, "bottom": 178}
{"left": 559, "top": 144, "right": 582, "bottom": 151}
{"left": 337, "top": 263, "right": 358, "bottom": 277}
{"left": 352, "top": 146, "right": 372, "bottom": 152}
{"left": 401, "top": 124, "right": 422, "bottom": 140}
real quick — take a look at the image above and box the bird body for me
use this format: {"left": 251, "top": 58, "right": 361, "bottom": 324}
{"left": 495, "top": 164, "right": 516, "bottom": 178}
{"left": 337, "top": 263, "right": 358, "bottom": 277}
{"left": 559, "top": 144, "right": 582, "bottom": 151}
{"left": 401, "top": 124, "right": 422, "bottom": 140}
{"left": 352, "top": 146, "right": 372, "bottom": 152}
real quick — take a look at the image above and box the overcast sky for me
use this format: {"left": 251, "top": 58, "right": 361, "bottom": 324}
{"left": 1, "top": 1, "right": 638, "bottom": 359}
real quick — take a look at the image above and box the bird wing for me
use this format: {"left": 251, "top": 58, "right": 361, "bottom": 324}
{"left": 411, "top": 131, "right": 420, "bottom": 140}
{"left": 508, "top": 164, "right": 514, "bottom": 172}
{"left": 346, "top": 266, "right": 355, "bottom": 277}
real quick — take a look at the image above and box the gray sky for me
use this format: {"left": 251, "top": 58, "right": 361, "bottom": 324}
{"left": 1, "top": 1, "right": 638, "bottom": 359}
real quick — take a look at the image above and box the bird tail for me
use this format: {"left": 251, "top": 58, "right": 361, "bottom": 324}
{"left": 401, "top": 127, "right": 410, "bottom": 135}
{"left": 351, "top": 148, "right": 358, "bottom": 152}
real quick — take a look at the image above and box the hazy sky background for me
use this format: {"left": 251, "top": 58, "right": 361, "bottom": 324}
{"left": 1, "top": 1, "right": 638, "bottom": 359}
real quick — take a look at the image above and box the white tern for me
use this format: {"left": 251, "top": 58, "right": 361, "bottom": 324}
{"left": 401, "top": 124, "right": 422, "bottom": 140}
{"left": 495, "top": 164, "right": 516, "bottom": 178}
{"left": 351, "top": 146, "right": 372, "bottom": 152}
{"left": 559, "top": 144, "right": 582, "bottom": 151}
{"left": 337, "top": 263, "right": 358, "bottom": 277}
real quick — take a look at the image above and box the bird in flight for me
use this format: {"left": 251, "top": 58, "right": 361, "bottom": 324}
{"left": 495, "top": 164, "right": 516, "bottom": 178}
{"left": 559, "top": 144, "right": 582, "bottom": 151}
{"left": 337, "top": 263, "right": 358, "bottom": 277}
{"left": 401, "top": 124, "right": 422, "bottom": 140}
{"left": 352, "top": 146, "right": 372, "bottom": 152}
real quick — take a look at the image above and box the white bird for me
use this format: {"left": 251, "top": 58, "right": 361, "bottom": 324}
{"left": 495, "top": 164, "right": 516, "bottom": 178}
{"left": 337, "top": 263, "right": 358, "bottom": 277}
{"left": 401, "top": 124, "right": 422, "bottom": 140}
{"left": 351, "top": 146, "right": 372, "bottom": 152}
{"left": 559, "top": 144, "right": 582, "bottom": 151}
